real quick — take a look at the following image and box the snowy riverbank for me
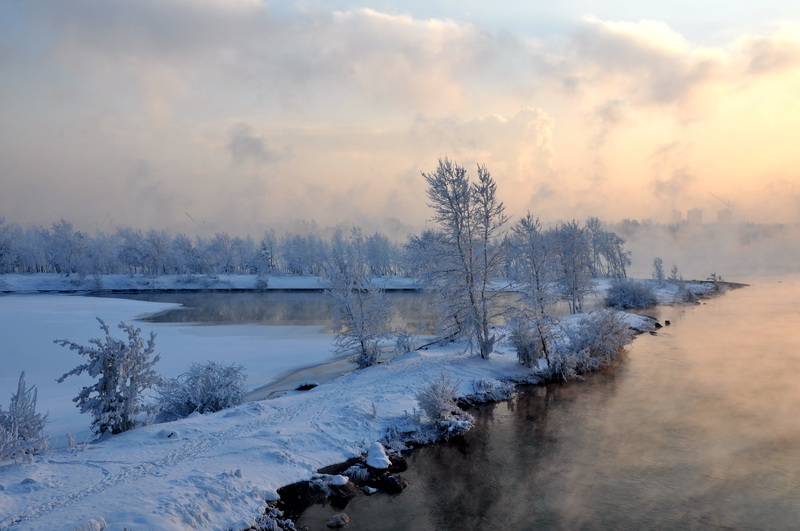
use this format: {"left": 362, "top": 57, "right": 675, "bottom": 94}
{"left": 0, "top": 275, "right": 725, "bottom": 529}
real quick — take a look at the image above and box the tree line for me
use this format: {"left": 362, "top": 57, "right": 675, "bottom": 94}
{"left": 0, "top": 214, "right": 629, "bottom": 286}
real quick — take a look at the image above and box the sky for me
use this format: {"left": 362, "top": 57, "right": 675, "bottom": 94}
{"left": 2, "top": 0, "right": 800, "bottom": 237}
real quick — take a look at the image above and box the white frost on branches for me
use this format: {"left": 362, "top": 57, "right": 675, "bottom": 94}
{"left": 323, "top": 228, "right": 391, "bottom": 369}
{"left": 157, "top": 361, "right": 247, "bottom": 421}
{"left": 0, "top": 372, "right": 49, "bottom": 461}
{"left": 55, "top": 318, "right": 162, "bottom": 436}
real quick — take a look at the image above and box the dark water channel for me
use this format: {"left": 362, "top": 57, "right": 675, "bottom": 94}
{"left": 298, "top": 276, "right": 800, "bottom": 530}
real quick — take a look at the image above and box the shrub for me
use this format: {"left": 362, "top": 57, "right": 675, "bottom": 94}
{"left": 416, "top": 372, "right": 461, "bottom": 424}
{"left": 415, "top": 373, "right": 474, "bottom": 438}
{"left": 0, "top": 372, "right": 48, "bottom": 461}
{"left": 55, "top": 318, "right": 162, "bottom": 436}
{"left": 543, "top": 310, "right": 636, "bottom": 382}
{"left": 604, "top": 279, "right": 658, "bottom": 309}
{"left": 507, "top": 315, "right": 557, "bottom": 368}
{"left": 567, "top": 309, "right": 635, "bottom": 364}
{"left": 158, "top": 361, "right": 247, "bottom": 421}
{"left": 394, "top": 328, "right": 416, "bottom": 355}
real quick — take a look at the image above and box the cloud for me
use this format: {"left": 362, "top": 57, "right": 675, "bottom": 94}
{"left": 739, "top": 32, "right": 800, "bottom": 74}
{"left": 651, "top": 167, "right": 697, "bottom": 202}
{"left": 227, "top": 123, "right": 276, "bottom": 167}
{"left": 569, "top": 17, "right": 724, "bottom": 106}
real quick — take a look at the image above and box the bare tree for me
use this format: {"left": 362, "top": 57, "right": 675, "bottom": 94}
{"left": 554, "top": 220, "right": 592, "bottom": 314}
{"left": 418, "top": 158, "right": 510, "bottom": 359}
{"left": 323, "top": 228, "right": 391, "bottom": 368}
{"left": 510, "top": 213, "right": 558, "bottom": 365}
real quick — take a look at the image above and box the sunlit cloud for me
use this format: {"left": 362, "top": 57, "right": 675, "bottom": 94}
{"left": 1, "top": 1, "right": 800, "bottom": 235}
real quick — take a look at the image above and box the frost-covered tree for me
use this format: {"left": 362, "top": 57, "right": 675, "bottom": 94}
{"left": 652, "top": 256, "right": 665, "bottom": 285}
{"left": 55, "top": 318, "right": 162, "bottom": 436}
{"left": 0, "top": 372, "right": 48, "bottom": 460}
{"left": 323, "top": 228, "right": 391, "bottom": 368}
{"left": 510, "top": 213, "right": 558, "bottom": 365}
{"left": 669, "top": 264, "right": 681, "bottom": 282}
{"left": 417, "top": 158, "right": 510, "bottom": 359}
{"left": 157, "top": 361, "right": 246, "bottom": 421}
{"left": 49, "top": 219, "right": 89, "bottom": 276}
{"left": 554, "top": 220, "right": 593, "bottom": 314}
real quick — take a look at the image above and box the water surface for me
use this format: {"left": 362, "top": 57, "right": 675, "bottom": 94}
{"left": 298, "top": 276, "right": 800, "bottom": 530}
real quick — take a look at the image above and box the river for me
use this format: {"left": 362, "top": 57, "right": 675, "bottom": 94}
{"left": 296, "top": 276, "right": 800, "bottom": 530}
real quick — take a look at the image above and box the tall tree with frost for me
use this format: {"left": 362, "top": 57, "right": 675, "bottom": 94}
{"left": 55, "top": 319, "right": 162, "bottom": 436}
{"left": 0, "top": 372, "right": 48, "bottom": 460}
{"left": 323, "top": 228, "right": 391, "bottom": 368}
{"left": 554, "top": 220, "right": 593, "bottom": 314}
{"left": 510, "top": 213, "right": 558, "bottom": 365}
{"left": 419, "top": 158, "right": 510, "bottom": 359}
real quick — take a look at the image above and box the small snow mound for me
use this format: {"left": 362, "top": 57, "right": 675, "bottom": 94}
{"left": 157, "top": 429, "right": 179, "bottom": 439}
{"left": 366, "top": 441, "right": 391, "bottom": 469}
{"left": 72, "top": 516, "right": 108, "bottom": 531}
{"left": 329, "top": 474, "right": 349, "bottom": 486}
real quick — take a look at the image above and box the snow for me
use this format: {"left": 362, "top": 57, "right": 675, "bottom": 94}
{"left": 0, "top": 274, "right": 664, "bottom": 530}
{"left": 365, "top": 442, "right": 391, "bottom": 470}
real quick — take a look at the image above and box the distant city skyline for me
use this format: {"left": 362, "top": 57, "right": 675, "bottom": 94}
{"left": 2, "top": 1, "right": 800, "bottom": 236}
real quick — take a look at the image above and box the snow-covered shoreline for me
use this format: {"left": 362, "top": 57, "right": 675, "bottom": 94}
{"left": 0, "top": 273, "right": 419, "bottom": 294}
{"left": 0, "top": 275, "right": 731, "bottom": 530}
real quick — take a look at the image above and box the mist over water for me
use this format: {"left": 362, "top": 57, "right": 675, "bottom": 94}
{"left": 298, "top": 275, "right": 800, "bottom": 530}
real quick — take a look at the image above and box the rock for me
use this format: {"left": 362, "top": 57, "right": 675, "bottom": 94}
{"left": 377, "top": 473, "right": 409, "bottom": 494}
{"left": 361, "top": 486, "right": 378, "bottom": 495}
{"left": 665, "top": 320, "right": 671, "bottom": 326}
{"left": 326, "top": 513, "right": 350, "bottom": 528}
{"left": 329, "top": 479, "right": 358, "bottom": 507}
{"left": 388, "top": 455, "right": 408, "bottom": 473}
{"left": 366, "top": 441, "right": 391, "bottom": 470}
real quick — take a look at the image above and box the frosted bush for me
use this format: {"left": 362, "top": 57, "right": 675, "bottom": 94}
{"left": 394, "top": 328, "right": 416, "bottom": 354}
{"left": 543, "top": 310, "right": 635, "bottom": 382}
{"left": 566, "top": 309, "right": 635, "bottom": 364}
{"left": 55, "top": 318, "right": 162, "bottom": 436}
{"left": 604, "top": 279, "right": 658, "bottom": 309}
{"left": 416, "top": 373, "right": 474, "bottom": 438}
{"left": 507, "top": 316, "right": 556, "bottom": 368}
{"left": 416, "top": 372, "right": 461, "bottom": 424}
{"left": 0, "top": 372, "right": 49, "bottom": 461}
{"left": 158, "top": 361, "right": 247, "bottom": 421}
{"left": 470, "top": 378, "right": 516, "bottom": 402}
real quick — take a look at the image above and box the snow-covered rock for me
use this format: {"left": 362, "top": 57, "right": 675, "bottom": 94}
{"left": 365, "top": 441, "right": 391, "bottom": 470}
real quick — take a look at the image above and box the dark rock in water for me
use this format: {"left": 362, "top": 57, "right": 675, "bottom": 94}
{"left": 665, "top": 320, "right": 671, "bottom": 326}
{"left": 388, "top": 455, "right": 408, "bottom": 473}
{"left": 376, "top": 473, "right": 409, "bottom": 494}
{"left": 326, "top": 513, "right": 350, "bottom": 528}
{"left": 277, "top": 481, "right": 330, "bottom": 520}
{"left": 329, "top": 480, "right": 358, "bottom": 509}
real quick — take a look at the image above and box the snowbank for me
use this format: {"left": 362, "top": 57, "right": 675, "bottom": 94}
{"left": 0, "top": 275, "right": 691, "bottom": 530}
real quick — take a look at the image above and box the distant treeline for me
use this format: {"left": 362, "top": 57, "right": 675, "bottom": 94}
{"left": 0, "top": 217, "right": 631, "bottom": 281}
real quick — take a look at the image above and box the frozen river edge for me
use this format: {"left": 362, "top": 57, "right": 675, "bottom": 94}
{"left": 0, "top": 275, "right": 740, "bottom": 530}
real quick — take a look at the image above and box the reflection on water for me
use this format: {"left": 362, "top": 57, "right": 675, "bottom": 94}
{"left": 297, "top": 277, "right": 800, "bottom": 530}
{"left": 92, "top": 291, "right": 439, "bottom": 332}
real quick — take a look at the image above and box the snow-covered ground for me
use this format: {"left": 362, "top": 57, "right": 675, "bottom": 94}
{"left": 0, "top": 275, "right": 707, "bottom": 530}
